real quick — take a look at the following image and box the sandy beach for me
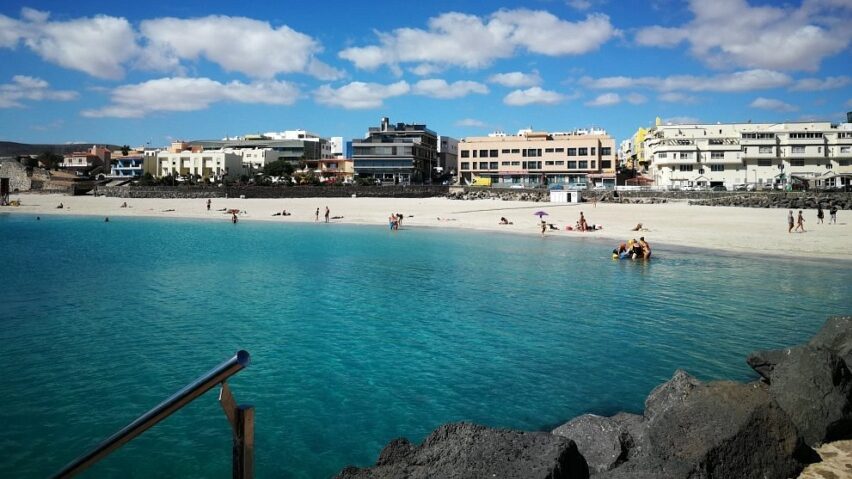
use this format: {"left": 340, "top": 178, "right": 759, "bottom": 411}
{"left": 4, "top": 193, "right": 851, "bottom": 260}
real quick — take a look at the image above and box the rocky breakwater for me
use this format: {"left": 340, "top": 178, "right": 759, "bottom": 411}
{"left": 336, "top": 316, "right": 851, "bottom": 479}
{"left": 689, "top": 192, "right": 852, "bottom": 210}
{"left": 447, "top": 187, "right": 550, "bottom": 202}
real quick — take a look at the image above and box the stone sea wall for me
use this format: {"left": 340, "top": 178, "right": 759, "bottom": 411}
{"left": 98, "top": 185, "right": 449, "bottom": 199}
{"left": 337, "top": 315, "right": 852, "bottom": 479}
{"left": 447, "top": 187, "right": 852, "bottom": 209}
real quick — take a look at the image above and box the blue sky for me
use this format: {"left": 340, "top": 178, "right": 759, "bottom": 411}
{"left": 0, "top": 0, "right": 850, "bottom": 147}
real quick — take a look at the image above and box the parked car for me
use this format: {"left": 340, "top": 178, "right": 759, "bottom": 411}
{"left": 711, "top": 185, "right": 727, "bottom": 191}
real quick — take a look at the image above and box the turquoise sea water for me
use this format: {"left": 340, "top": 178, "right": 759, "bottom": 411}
{"left": 1, "top": 213, "right": 850, "bottom": 478}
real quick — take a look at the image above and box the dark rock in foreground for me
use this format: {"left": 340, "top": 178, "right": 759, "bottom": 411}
{"left": 337, "top": 316, "right": 851, "bottom": 478}
{"left": 335, "top": 422, "right": 589, "bottom": 479}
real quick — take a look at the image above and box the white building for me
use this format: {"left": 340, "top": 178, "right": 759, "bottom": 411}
{"left": 156, "top": 150, "right": 245, "bottom": 180}
{"left": 644, "top": 121, "right": 852, "bottom": 189}
{"left": 330, "top": 137, "right": 345, "bottom": 158}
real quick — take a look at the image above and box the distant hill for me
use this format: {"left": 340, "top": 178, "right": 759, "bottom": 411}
{"left": 0, "top": 141, "right": 123, "bottom": 157}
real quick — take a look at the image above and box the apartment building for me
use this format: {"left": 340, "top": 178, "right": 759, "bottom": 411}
{"left": 61, "top": 145, "right": 111, "bottom": 170}
{"left": 457, "top": 128, "right": 617, "bottom": 187}
{"left": 156, "top": 149, "right": 245, "bottom": 180}
{"left": 352, "top": 117, "right": 437, "bottom": 184}
{"left": 438, "top": 136, "right": 459, "bottom": 176}
{"left": 643, "top": 121, "right": 852, "bottom": 189}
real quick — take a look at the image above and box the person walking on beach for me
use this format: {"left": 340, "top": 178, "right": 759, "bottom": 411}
{"left": 817, "top": 205, "right": 824, "bottom": 224}
{"left": 578, "top": 211, "right": 588, "bottom": 232}
{"left": 540, "top": 219, "right": 547, "bottom": 235}
{"left": 315, "top": 208, "right": 319, "bottom": 222}
{"left": 324, "top": 206, "right": 330, "bottom": 223}
{"left": 830, "top": 205, "right": 838, "bottom": 224}
{"left": 232, "top": 212, "right": 238, "bottom": 224}
{"left": 207, "top": 199, "right": 211, "bottom": 211}
{"left": 795, "top": 210, "right": 805, "bottom": 232}
{"left": 788, "top": 210, "right": 794, "bottom": 233}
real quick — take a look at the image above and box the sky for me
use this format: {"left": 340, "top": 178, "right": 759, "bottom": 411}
{"left": 0, "top": 0, "right": 850, "bottom": 147}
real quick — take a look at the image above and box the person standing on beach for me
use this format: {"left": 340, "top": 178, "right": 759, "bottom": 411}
{"left": 830, "top": 205, "right": 837, "bottom": 224}
{"left": 788, "top": 210, "right": 794, "bottom": 233}
{"left": 817, "top": 205, "right": 824, "bottom": 224}
{"left": 315, "top": 208, "right": 319, "bottom": 221}
{"left": 324, "top": 206, "right": 330, "bottom": 223}
{"left": 207, "top": 199, "right": 211, "bottom": 211}
{"left": 795, "top": 210, "right": 805, "bottom": 232}
{"left": 540, "top": 219, "right": 547, "bottom": 235}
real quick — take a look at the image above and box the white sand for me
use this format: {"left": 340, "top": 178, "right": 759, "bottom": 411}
{"left": 5, "top": 193, "right": 851, "bottom": 260}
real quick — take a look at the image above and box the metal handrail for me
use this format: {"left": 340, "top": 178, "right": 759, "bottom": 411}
{"left": 53, "top": 350, "right": 252, "bottom": 478}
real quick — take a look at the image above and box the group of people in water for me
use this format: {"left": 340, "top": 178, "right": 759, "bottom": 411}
{"left": 388, "top": 213, "right": 405, "bottom": 230}
{"left": 613, "top": 237, "right": 652, "bottom": 260}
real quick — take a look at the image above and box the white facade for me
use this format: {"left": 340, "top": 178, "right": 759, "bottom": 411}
{"left": 644, "top": 121, "right": 852, "bottom": 189}
{"left": 156, "top": 150, "right": 245, "bottom": 179}
{"left": 330, "top": 137, "right": 344, "bottom": 157}
{"left": 228, "top": 148, "right": 281, "bottom": 171}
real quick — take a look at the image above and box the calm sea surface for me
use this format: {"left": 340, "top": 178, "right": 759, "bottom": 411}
{"left": 1, "top": 213, "right": 850, "bottom": 478}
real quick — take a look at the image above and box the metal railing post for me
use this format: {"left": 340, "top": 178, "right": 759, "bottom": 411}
{"left": 233, "top": 405, "right": 255, "bottom": 479}
{"left": 52, "top": 350, "right": 251, "bottom": 478}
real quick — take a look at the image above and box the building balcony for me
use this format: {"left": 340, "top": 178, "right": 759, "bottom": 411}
{"left": 739, "top": 138, "right": 778, "bottom": 146}
{"left": 780, "top": 137, "right": 826, "bottom": 145}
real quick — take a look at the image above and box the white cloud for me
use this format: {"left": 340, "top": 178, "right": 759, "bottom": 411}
{"left": 82, "top": 77, "right": 299, "bottom": 118}
{"left": 339, "top": 9, "right": 616, "bottom": 71}
{"left": 658, "top": 92, "right": 699, "bottom": 103}
{"left": 749, "top": 97, "right": 798, "bottom": 112}
{"left": 139, "top": 16, "right": 343, "bottom": 80}
{"left": 503, "top": 87, "right": 565, "bottom": 106}
{"left": 0, "top": 75, "right": 78, "bottom": 108}
{"left": 586, "top": 92, "right": 620, "bottom": 106}
{"left": 409, "top": 64, "right": 446, "bottom": 76}
{"left": 455, "top": 118, "right": 487, "bottom": 127}
{"left": 6, "top": 10, "right": 139, "bottom": 79}
{"left": 580, "top": 69, "right": 792, "bottom": 92}
{"left": 625, "top": 93, "right": 647, "bottom": 105}
{"left": 412, "top": 79, "right": 488, "bottom": 99}
{"left": 635, "top": 0, "right": 852, "bottom": 71}
{"left": 488, "top": 71, "right": 541, "bottom": 87}
{"left": 790, "top": 76, "right": 851, "bottom": 91}
{"left": 566, "top": 0, "right": 593, "bottom": 10}
{"left": 314, "top": 81, "right": 410, "bottom": 109}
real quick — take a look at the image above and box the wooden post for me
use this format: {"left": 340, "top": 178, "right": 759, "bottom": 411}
{"left": 233, "top": 405, "right": 254, "bottom": 479}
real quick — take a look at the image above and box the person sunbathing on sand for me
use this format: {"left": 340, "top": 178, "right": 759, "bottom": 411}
{"left": 631, "top": 223, "right": 643, "bottom": 231}
{"left": 499, "top": 217, "right": 513, "bottom": 225}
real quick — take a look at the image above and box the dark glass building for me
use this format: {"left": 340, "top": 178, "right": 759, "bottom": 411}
{"left": 352, "top": 117, "right": 437, "bottom": 184}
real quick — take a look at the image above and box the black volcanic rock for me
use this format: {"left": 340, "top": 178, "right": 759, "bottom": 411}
{"left": 768, "top": 346, "right": 852, "bottom": 446}
{"left": 335, "top": 422, "right": 589, "bottom": 479}
{"left": 552, "top": 415, "right": 625, "bottom": 473}
{"left": 809, "top": 316, "right": 852, "bottom": 363}
{"left": 643, "top": 380, "right": 815, "bottom": 478}
{"left": 643, "top": 369, "right": 700, "bottom": 422}
{"left": 746, "top": 347, "right": 799, "bottom": 381}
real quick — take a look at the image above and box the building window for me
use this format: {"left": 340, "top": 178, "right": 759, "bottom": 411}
{"left": 490, "top": 150, "right": 498, "bottom": 157}
{"left": 790, "top": 159, "right": 805, "bottom": 166}
{"left": 554, "top": 161, "right": 564, "bottom": 166}
{"left": 759, "top": 146, "right": 772, "bottom": 154}
{"left": 709, "top": 139, "right": 724, "bottom": 145}
{"left": 567, "top": 161, "right": 577, "bottom": 169}
{"left": 511, "top": 161, "right": 520, "bottom": 166}
{"left": 710, "top": 164, "right": 725, "bottom": 172}
{"left": 578, "top": 160, "right": 589, "bottom": 169}
{"left": 501, "top": 161, "right": 510, "bottom": 166}
{"left": 460, "top": 151, "right": 469, "bottom": 158}
{"left": 501, "top": 149, "right": 510, "bottom": 154}
{"left": 545, "top": 148, "right": 554, "bottom": 153}
{"left": 567, "top": 148, "right": 577, "bottom": 156}
{"left": 591, "top": 147, "right": 596, "bottom": 156}
{"left": 511, "top": 149, "right": 520, "bottom": 154}
{"left": 555, "top": 148, "right": 565, "bottom": 153}
{"left": 679, "top": 165, "right": 693, "bottom": 172}
{"left": 792, "top": 146, "right": 805, "bottom": 154}
{"left": 578, "top": 148, "right": 588, "bottom": 156}
{"left": 711, "top": 152, "right": 724, "bottom": 159}
{"left": 545, "top": 161, "right": 555, "bottom": 166}
{"left": 472, "top": 150, "right": 477, "bottom": 158}
{"left": 657, "top": 152, "right": 667, "bottom": 159}
{"left": 840, "top": 146, "right": 851, "bottom": 153}
{"left": 601, "top": 160, "right": 612, "bottom": 169}
{"left": 479, "top": 150, "right": 488, "bottom": 158}
{"left": 757, "top": 159, "right": 772, "bottom": 167}
{"left": 679, "top": 152, "right": 690, "bottom": 159}
{"left": 789, "top": 132, "right": 823, "bottom": 139}
{"left": 601, "top": 147, "right": 611, "bottom": 156}
{"left": 490, "top": 162, "right": 498, "bottom": 169}
{"left": 839, "top": 160, "right": 851, "bottom": 166}
{"left": 460, "top": 162, "right": 469, "bottom": 170}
